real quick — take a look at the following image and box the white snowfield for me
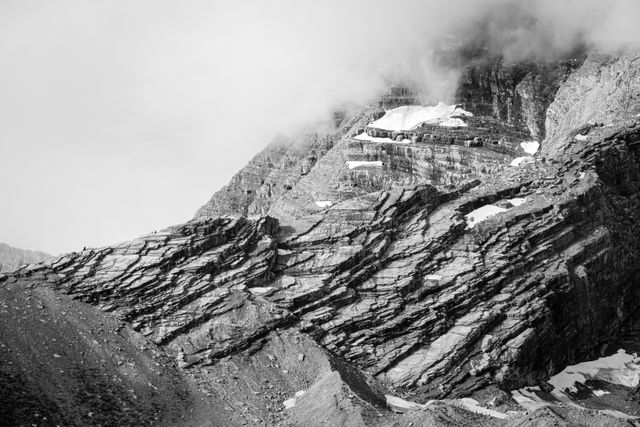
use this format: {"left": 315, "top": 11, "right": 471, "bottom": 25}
{"left": 465, "top": 198, "right": 527, "bottom": 228}
{"left": 369, "top": 103, "right": 472, "bottom": 131}
{"left": 520, "top": 141, "right": 540, "bottom": 155}
{"left": 575, "top": 134, "right": 589, "bottom": 141}
{"left": 346, "top": 160, "right": 383, "bottom": 169}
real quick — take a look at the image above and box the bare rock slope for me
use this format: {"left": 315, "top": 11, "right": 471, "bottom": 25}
{"left": 0, "top": 242, "right": 51, "bottom": 272}
{"left": 3, "top": 49, "right": 640, "bottom": 425}
{"left": 194, "top": 52, "right": 584, "bottom": 222}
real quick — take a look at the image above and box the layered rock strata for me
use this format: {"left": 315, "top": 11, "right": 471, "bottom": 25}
{"left": 3, "top": 49, "right": 640, "bottom": 425}
{"left": 195, "top": 51, "right": 585, "bottom": 223}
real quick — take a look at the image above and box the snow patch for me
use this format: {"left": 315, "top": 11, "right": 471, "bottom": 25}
{"left": 593, "top": 389, "right": 610, "bottom": 397}
{"left": 346, "top": 161, "right": 383, "bottom": 170}
{"left": 439, "top": 117, "right": 468, "bottom": 127}
{"left": 248, "top": 287, "right": 276, "bottom": 296}
{"left": 283, "top": 390, "right": 306, "bottom": 410}
{"left": 575, "top": 134, "right": 589, "bottom": 141}
{"left": 315, "top": 201, "right": 333, "bottom": 208}
{"left": 425, "top": 274, "right": 442, "bottom": 281}
{"left": 549, "top": 349, "right": 640, "bottom": 394}
{"left": 385, "top": 395, "right": 425, "bottom": 413}
{"left": 508, "top": 197, "right": 527, "bottom": 207}
{"left": 466, "top": 205, "right": 509, "bottom": 228}
{"left": 369, "top": 103, "right": 472, "bottom": 131}
{"left": 520, "top": 141, "right": 540, "bottom": 155}
{"left": 466, "top": 198, "right": 528, "bottom": 228}
{"left": 353, "top": 132, "right": 410, "bottom": 143}
{"left": 511, "top": 156, "right": 534, "bottom": 167}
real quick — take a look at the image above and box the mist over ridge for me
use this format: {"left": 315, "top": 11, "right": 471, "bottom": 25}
{"left": 1, "top": 0, "right": 639, "bottom": 254}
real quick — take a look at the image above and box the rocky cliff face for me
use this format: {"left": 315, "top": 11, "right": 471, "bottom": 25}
{"left": 195, "top": 51, "right": 585, "bottom": 223}
{"left": 0, "top": 242, "right": 51, "bottom": 272}
{"left": 4, "top": 49, "right": 640, "bottom": 426}
{"left": 544, "top": 49, "right": 640, "bottom": 155}
{"left": 456, "top": 53, "right": 586, "bottom": 141}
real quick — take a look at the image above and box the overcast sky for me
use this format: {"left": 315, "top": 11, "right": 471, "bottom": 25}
{"left": 1, "top": 1, "right": 639, "bottom": 255}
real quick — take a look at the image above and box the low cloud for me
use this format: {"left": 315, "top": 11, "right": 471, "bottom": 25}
{"left": 0, "top": 0, "right": 638, "bottom": 253}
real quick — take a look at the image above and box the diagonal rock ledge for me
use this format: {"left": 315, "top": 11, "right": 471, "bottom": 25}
{"left": 3, "top": 49, "right": 640, "bottom": 425}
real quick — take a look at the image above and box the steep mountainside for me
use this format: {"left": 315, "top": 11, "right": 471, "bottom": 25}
{"left": 544, "top": 51, "right": 640, "bottom": 153}
{"left": 195, "top": 51, "right": 585, "bottom": 222}
{"left": 3, "top": 48, "right": 640, "bottom": 425}
{"left": 0, "top": 242, "right": 51, "bottom": 272}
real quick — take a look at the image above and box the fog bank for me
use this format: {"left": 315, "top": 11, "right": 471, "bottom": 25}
{"left": 0, "top": 0, "right": 638, "bottom": 254}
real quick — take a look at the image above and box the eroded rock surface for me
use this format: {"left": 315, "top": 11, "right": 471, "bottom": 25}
{"left": 195, "top": 51, "right": 585, "bottom": 223}
{"left": 544, "top": 49, "right": 640, "bottom": 155}
{"left": 4, "top": 48, "right": 640, "bottom": 426}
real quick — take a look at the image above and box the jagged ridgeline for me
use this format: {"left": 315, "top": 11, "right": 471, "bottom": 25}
{"left": 0, "top": 242, "right": 51, "bottom": 273}
{"left": 3, "top": 46, "right": 640, "bottom": 426}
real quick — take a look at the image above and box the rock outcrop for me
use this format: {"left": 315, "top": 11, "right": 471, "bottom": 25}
{"left": 544, "top": 49, "right": 640, "bottom": 155}
{"left": 4, "top": 48, "right": 640, "bottom": 425}
{"left": 456, "top": 53, "right": 585, "bottom": 141}
{"left": 0, "top": 242, "right": 51, "bottom": 272}
{"left": 195, "top": 50, "right": 585, "bottom": 223}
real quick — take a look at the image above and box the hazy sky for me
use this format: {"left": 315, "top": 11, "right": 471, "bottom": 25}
{"left": 1, "top": 1, "right": 639, "bottom": 255}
